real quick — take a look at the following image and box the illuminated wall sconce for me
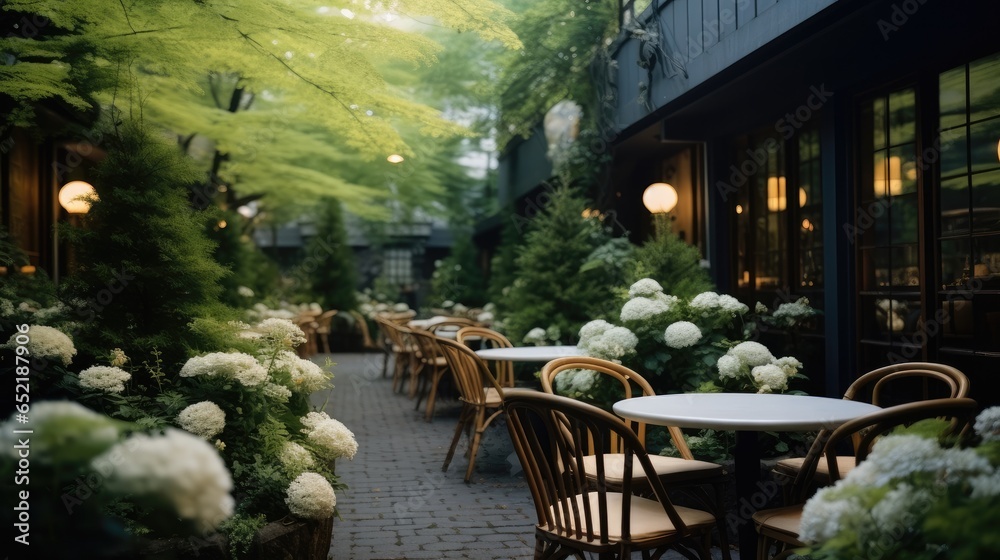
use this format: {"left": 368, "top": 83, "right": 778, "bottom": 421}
{"left": 642, "top": 182, "right": 678, "bottom": 214}
{"left": 20, "top": 265, "right": 36, "bottom": 275}
{"left": 58, "top": 181, "right": 97, "bottom": 214}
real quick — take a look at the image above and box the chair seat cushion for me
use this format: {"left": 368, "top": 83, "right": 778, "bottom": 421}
{"left": 752, "top": 504, "right": 804, "bottom": 546}
{"left": 483, "top": 387, "right": 503, "bottom": 406}
{"left": 775, "top": 456, "right": 857, "bottom": 482}
{"left": 582, "top": 454, "right": 724, "bottom": 485}
{"left": 545, "top": 492, "right": 715, "bottom": 542}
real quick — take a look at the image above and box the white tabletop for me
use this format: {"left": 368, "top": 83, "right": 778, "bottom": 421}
{"left": 475, "top": 345, "right": 584, "bottom": 362}
{"left": 613, "top": 393, "right": 881, "bottom": 431}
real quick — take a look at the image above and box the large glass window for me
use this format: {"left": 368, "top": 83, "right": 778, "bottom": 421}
{"left": 937, "top": 52, "right": 1000, "bottom": 356}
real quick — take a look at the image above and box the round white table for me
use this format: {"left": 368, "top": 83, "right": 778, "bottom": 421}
{"left": 474, "top": 345, "right": 583, "bottom": 362}
{"left": 613, "top": 393, "right": 880, "bottom": 558}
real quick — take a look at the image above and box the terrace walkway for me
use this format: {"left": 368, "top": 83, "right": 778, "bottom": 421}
{"left": 314, "top": 353, "right": 736, "bottom": 560}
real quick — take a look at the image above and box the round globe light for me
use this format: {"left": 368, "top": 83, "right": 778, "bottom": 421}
{"left": 642, "top": 182, "right": 678, "bottom": 214}
{"left": 58, "top": 181, "right": 97, "bottom": 214}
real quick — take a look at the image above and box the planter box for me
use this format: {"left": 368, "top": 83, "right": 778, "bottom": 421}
{"left": 124, "top": 516, "right": 333, "bottom": 560}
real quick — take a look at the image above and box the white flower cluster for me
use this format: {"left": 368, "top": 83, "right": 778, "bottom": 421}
{"left": 256, "top": 318, "right": 308, "bottom": 348}
{"left": 3, "top": 325, "right": 76, "bottom": 366}
{"left": 263, "top": 383, "right": 293, "bottom": 403}
{"left": 279, "top": 441, "right": 317, "bottom": 473}
{"left": 109, "top": 348, "right": 128, "bottom": 367}
{"left": 716, "top": 341, "right": 801, "bottom": 393}
{"left": 176, "top": 401, "right": 227, "bottom": 440}
{"left": 237, "top": 286, "right": 255, "bottom": 298}
{"left": 0, "top": 298, "right": 15, "bottom": 316}
{"left": 771, "top": 297, "right": 816, "bottom": 321}
{"left": 553, "top": 369, "right": 599, "bottom": 397}
{"left": 663, "top": 321, "right": 702, "bottom": 349}
{"left": 300, "top": 411, "right": 358, "bottom": 461}
{"left": 180, "top": 352, "right": 268, "bottom": 387}
{"left": 265, "top": 350, "right": 330, "bottom": 393}
{"left": 522, "top": 327, "right": 548, "bottom": 346}
{"left": 799, "top": 433, "right": 999, "bottom": 546}
{"left": 285, "top": 472, "right": 336, "bottom": 520}
{"left": 581, "top": 326, "right": 638, "bottom": 363}
{"left": 0, "top": 401, "right": 119, "bottom": 462}
{"left": 975, "top": 406, "right": 1000, "bottom": 443}
{"left": 78, "top": 366, "right": 131, "bottom": 394}
{"left": 628, "top": 278, "right": 663, "bottom": 298}
{"left": 688, "top": 291, "right": 749, "bottom": 315}
{"left": 93, "top": 428, "right": 234, "bottom": 533}
{"left": 620, "top": 296, "right": 671, "bottom": 322}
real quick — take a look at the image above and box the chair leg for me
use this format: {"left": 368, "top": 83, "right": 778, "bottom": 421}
{"left": 382, "top": 349, "right": 390, "bottom": 378}
{"left": 464, "top": 408, "right": 487, "bottom": 483}
{"left": 424, "top": 368, "right": 446, "bottom": 422}
{"left": 392, "top": 353, "right": 407, "bottom": 393}
{"left": 319, "top": 332, "right": 330, "bottom": 354}
{"left": 443, "top": 406, "right": 472, "bottom": 472}
{"left": 713, "top": 482, "right": 733, "bottom": 560}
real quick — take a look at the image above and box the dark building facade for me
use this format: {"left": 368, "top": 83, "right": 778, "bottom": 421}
{"left": 488, "top": 0, "right": 1000, "bottom": 403}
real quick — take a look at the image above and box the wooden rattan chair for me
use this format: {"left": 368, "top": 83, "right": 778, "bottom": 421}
{"left": 408, "top": 329, "right": 452, "bottom": 421}
{"left": 541, "top": 357, "right": 731, "bottom": 560}
{"left": 456, "top": 327, "right": 515, "bottom": 389}
{"left": 374, "top": 317, "right": 417, "bottom": 394}
{"left": 773, "top": 362, "right": 970, "bottom": 488}
{"left": 436, "top": 336, "right": 506, "bottom": 483}
{"left": 753, "top": 397, "right": 978, "bottom": 560}
{"left": 313, "top": 310, "right": 338, "bottom": 354}
{"left": 295, "top": 315, "right": 319, "bottom": 357}
{"left": 504, "top": 389, "right": 718, "bottom": 560}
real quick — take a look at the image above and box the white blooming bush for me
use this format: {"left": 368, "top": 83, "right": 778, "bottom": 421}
{"left": 797, "top": 410, "right": 1000, "bottom": 559}
{"left": 1, "top": 309, "right": 351, "bottom": 558}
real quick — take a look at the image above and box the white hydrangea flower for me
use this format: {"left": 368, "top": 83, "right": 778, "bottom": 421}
{"left": 476, "top": 311, "right": 494, "bottom": 323}
{"left": 109, "top": 348, "right": 129, "bottom": 368}
{"left": 256, "top": 318, "right": 307, "bottom": 347}
{"left": 751, "top": 364, "right": 789, "bottom": 393}
{"left": 799, "top": 484, "right": 866, "bottom": 543}
{"left": 263, "top": 383, "right": 292, "bottom": 403}
{"left": 264, "top": 352, "right": 330, "bottom": 393}
{"left": 453, "top": 303, "right": 469, "bottom": 314}
{"left": 180, "top": 352, "right": 268, "bottom": 387}
{"left": 773, "top": 298, "right": 815, "bottom": 321}
{"left": 716, "top": 354, "right": 742, "bottom": 380}
{"left": 279, "top": 441, "right": 317, "bottom": 473}
{"left": 620, "top": 297, "right": 671, "bottom": 322}
{"left": 0, "top": 298, "right": 15, "bottom": 316}
{"left": 664, "top": 321, "right": 702, "bottom": 348}
{"left": 522, "top": 328, "right": 547, "bottom": 345}
{"left": 628, "top": 278, "right": 663, "bottom": 298}
{"left": 285, "top": 472, "right": 336, "bottom": 520}
{"left": 237, "top": 286, "right": 255, "bottom": 298}
{"left": 773, "top": 356, "right": 803, "bottom": 377}
{"left": 78, "top": 366, "right": 131, "bottom": 394}
{"left": 553, "top": 369, "right": 598, "bottom": 396}
{"left": 870, "top": 483, "right": 932, "bottom": 534}
{"left": 717, "top": 294, "right": 749, "bottom": 314}
{"left": 300, "top": 411, "right": 331, "bottom": 432}
{"left": 307, "top": 418, "right": 359, "bottom": 460}
{"left": 969, "top": 472, "right": 1000, "bottom": 499}
{"left": 848, "top": 435, "right": 992, "bottom": 487}
{"left": 755, "top": 301, "right": 768, "bottom": 314}
{"left": 688, "top": 292, "right": 720, "bottom": 309}
{"left": 393, "top": 303, "right": 410, "bottom": 312}
{"left": 3, "top": 325, "right": 76, "bottom": 366}
{"left": 92, "top": 428, "right": 234, "bottom": 533}
{"left": 578, "top": 320, "right": 613, "bottom": 350}
{"left": 585, "top": 326, "right": 638, "bottom": 363}
{"left": 975, "top": 406, "right": 1000, "bottom": 443}
{"left": 176, "top": 401, "right": 227, "bottom": 440}
{"left": 728, "top": 341, "right": 775, "bottom": 368}
{"left": 0, "top": 401, "right": 119, "bottom": 462}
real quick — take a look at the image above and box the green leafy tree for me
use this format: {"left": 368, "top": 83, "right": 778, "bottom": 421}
{"left": 209, "top": 209, "right": 280, "bottom": 308}
{"left": 306, "top": 199, "right": 358, "bottom": 312}
{"left": 500, "top": 186, "right": 620, "bottom": 343}
{"left": 428, "top": 234, "right": 488, "bottom": 307}
{"left": 64, "top": 120, "right": 231, "bottom": 370}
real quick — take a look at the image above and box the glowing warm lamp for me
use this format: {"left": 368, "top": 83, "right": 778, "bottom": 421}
{"left": 642, "top": 182, "right": 678, "bottom": 214}
{"left": 799, "top": 187, "right": 808, "bottom": 207}
{"left": 387, "top": 154, "right": 404, "bottom": 164}
{"left": 767, "top": 176, "right": 787, "bottom": 212}
{"left": 874, "top": 155, "right": 903, "bottom": 196}
{"left": 59, "top": 181, "right": 97, "bottom": 214}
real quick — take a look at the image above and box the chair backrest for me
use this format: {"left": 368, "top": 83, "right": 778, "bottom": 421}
{"left": 347, "top": 310, "right": 377, "bottom": 349}
{"left": 385, "top": 309, "right": 417, "bottom": 324}
{"left": 315, "top": 310, "right": 338, "bottom": 331}
{"left": 457, "top": 327, "right": 515, "bottom": 388}
{"left": 540, "top": 357, "right": 696, "bottom": 461}
{"left": 375, "top": 316, "right": 411, "bottom": 351}
{"left": 789, "top": 397, "right": 978, "bottom": 503}
{"left": 409, "top": 328, "right": 446, "bottom": 367}
{"left": 843, "top": 362, "right": 970, "bottom": 407}
{"left": 436, "top": 337, "right": 504, "bottom": 406}
{"left": 503, "top": 389, "right": 689, "bottom": 543}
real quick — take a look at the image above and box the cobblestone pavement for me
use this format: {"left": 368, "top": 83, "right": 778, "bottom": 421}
{"left": 314, "top": 353, "right": 737, "bottom": 560}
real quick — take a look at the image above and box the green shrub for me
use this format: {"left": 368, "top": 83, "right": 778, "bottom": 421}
{"left": 625, "top": 216, "right": 714, "bottom": 300}
{"left": 306, "top": 199, "right": 358, "bottom": 311}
